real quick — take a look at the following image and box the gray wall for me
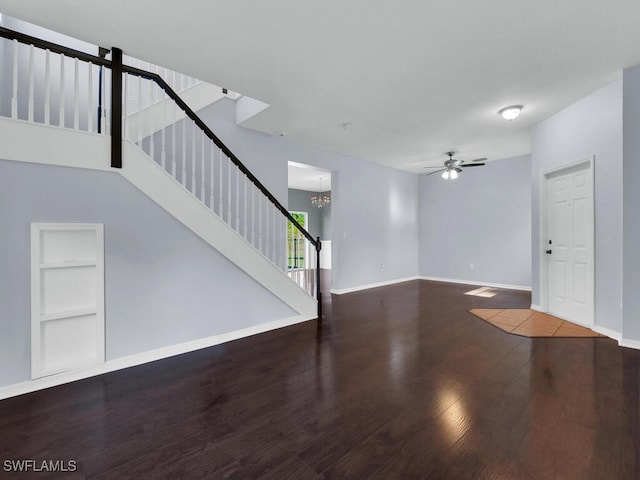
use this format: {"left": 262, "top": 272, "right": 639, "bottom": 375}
{"left": 288, "top": 188, "right": 331, "bottom": 240}
{"left": 623, "top": 65, "right": 640, "bottom": 341}
{"left": 320, "top": 199, "right": 331, "bottom": 241}
{"left": 419, "top": 155, "right": 532, "bottom": 288}
{"left": 0, "top": 159, "right": 295, "bottom": 388}
{"left": 531, "top": 79, "right": 623, "bottom": 334}
{"left": 199, "top": 100, "right": 419, "bottom": 291}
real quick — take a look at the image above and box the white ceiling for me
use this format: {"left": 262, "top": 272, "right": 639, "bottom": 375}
{"left": 288, "top": 162, "right": 331, "bottom": 192}
{"left": 3, "top": 1, "right": 640, "bottom": 173}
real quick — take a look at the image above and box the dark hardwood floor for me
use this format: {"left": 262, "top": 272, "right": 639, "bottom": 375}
{"left": 1, "top": 279, "right": 639, "bottom": 479}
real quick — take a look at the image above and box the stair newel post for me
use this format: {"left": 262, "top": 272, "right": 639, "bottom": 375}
{"left": 111, "top": 47, "right": 123, "bottom": 168}
{"left": 316, "top": 236, "right": 322, "bottom": 327}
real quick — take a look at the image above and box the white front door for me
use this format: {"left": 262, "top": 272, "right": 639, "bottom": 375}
{"left": 545, "top": 160, "right": 594, "bottom": 326}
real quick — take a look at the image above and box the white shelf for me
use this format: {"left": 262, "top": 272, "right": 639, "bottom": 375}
{"left": 40, "top": 260, "right": 97, "bottom": 269}
{"left": 31, "top": 223, "right": 105, "bottom": 379}
{"left": 39, "top": 308, "right": 98, "bottom": 323}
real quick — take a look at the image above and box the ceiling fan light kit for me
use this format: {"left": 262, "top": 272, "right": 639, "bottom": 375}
{"left": 441, "top": 167, "right": 460, "bottom": 180}
{"left": 426, "top": 152, "right": 487, "bottom": 180}
{"left": 498, "top": 105, "right": 523, "bottom": 121}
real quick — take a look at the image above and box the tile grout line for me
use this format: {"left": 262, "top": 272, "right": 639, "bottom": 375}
{"left": 550, "top": 320, "right": 565, "bottom": 337}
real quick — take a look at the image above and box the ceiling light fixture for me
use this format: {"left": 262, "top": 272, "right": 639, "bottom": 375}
{"left": 441, "top": 166, "right": 461, "bottom": 180}
{"left": 311, "top": 177, "right": 331, "bottom": 208}
{"left": 498, "top": 105, "right": 523, "bottom": 121}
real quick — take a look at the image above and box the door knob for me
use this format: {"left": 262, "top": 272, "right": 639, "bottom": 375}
{"left": 546, "top": 249, "right": 552, "bottom": 255}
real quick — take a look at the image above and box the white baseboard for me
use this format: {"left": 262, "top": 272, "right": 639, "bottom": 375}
{"left": 530, "top": 304, "right": 543, "bottom": 312}
{"left": 419, "top": 276, "right": 532, "bottom": 292}
{"left": 619, "top": 338, "right": 640, "bottom": 350}
{"left": 331, "top": 276, "right": 420, "bottom": 295}
{"left": 592, "top": 325, "right": 622, "bottom": 342}
{"left": 0, "top": 314, "right": 313, "bottom": 401}
{"left": 527, "top": 314, "right": 629, "bottom": 347}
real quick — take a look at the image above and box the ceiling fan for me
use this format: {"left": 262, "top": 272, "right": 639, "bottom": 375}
{"left": 424, "top": 152, "right": 486, "bottom": 179}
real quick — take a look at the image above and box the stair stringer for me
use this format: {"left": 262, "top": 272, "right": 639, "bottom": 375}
{"left": 120, "top": 141, "right": 317, "bottom": 319}
{"left": 0, "top": 118, "right": 317, "bottom": 320}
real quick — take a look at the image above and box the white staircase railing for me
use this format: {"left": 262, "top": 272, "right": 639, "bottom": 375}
{"left": 122, "top": 70, "right": 319, "bottom": 298}
{"left": 0, "top": 26, "right": 322, "bottom": 318}
{"left": 0, "top": 36, "right": 110, "bottom": 134}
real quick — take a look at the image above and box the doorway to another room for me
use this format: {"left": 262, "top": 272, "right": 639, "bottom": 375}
{"left": 287, "top": 161, "right": 333, "bottom": 293}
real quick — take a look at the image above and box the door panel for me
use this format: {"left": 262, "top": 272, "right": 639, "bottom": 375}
{"left": 546, "top": 162, "right": 594, "bottom": 325}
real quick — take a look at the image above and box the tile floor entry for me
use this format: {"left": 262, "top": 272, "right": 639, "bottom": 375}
{"left": 469, "top": 308, "right": 605, "bottom": 338}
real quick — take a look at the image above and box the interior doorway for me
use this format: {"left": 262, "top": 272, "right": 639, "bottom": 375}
{"left": 287, "top": 161, "right": 332, "bottom": 269}
{"left": 287, "top": 161, "right": 334, "bottom": 294}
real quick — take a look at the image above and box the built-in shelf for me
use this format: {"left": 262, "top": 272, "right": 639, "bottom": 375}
{"left": 40, "top": 308, "right": 98, "bottom": 323}
{"left": 40, "top": 260, "right": 97, "bottom": 269}
{"left": 31, "top": 223, "right": 105, "bottom": 379}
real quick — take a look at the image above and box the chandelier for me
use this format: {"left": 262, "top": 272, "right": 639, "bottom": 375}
{"left": 311, "top": 177, "right": 331, "bottom": 209}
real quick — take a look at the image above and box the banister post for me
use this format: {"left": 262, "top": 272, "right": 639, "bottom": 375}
{"left": 111, "top": 47, "right": 123, "bottom": 168}
{"left": 316, "top": 237, "right": 322, "bottom": 329}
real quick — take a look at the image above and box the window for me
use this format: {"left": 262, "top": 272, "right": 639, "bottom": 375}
{"left": 287, "top": 211, "right": 308, "bottom": 270}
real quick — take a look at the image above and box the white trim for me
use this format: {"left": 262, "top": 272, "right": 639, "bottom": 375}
{"left": 593, "top": 325, "right": 622, "bottom": 342}
{"left": 0, "top": 117, "right": 110, "bottom": 171}
{"left": 529, "top": 303, "right": 590, "bottom": 326}
{"left": 331, "top": 276, "right": 420, "bottom": 295}
{"left": 0, "top": 314, "right": 313, "bottom": 401}
{"left": 0, "top": 124, "right": 316, "bottom": 318}
{"left": 619, "top": 338, "right": 640, "bottom": 350}
{"left": 539, "top": 155, "right": 595, "bottom": 325}
{"left": 419, "top": 276, "right": 532, "bottom": 292}
{"left": 30, "top": 223, "right": 105, "bottom": 379}
{"left": 529, "top": 308, "right": 625, "bottom": 343}
{"left": 120, "top": 141, "right": 317, "bottom": 318}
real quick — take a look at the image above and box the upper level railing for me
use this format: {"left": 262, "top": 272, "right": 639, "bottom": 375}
{"left": 0, "top": 26, "right": 111, "bottom": 133}
{"left": 0, "top": 25, "right": 322, "bottom": 321}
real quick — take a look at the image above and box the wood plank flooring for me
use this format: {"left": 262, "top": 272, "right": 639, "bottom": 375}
{"left": 1, "top": 279, "right": 639, "bottom": 479}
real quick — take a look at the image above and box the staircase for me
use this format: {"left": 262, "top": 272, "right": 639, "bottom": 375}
{"left": 0, "top": 26, "right": 321, "bottom": 322}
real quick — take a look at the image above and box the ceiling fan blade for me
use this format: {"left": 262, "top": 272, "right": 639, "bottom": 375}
{"left": 425, "top": 168, "right": 446, "bottom": 176}
{"left": 469, "top": 157, "right": 487, "bottom": 163}
{"left": 460, "top": 163, "right": 485, "bottom": 167}
{"left": 423, "top": 166, "right": 444, "bottom": 169}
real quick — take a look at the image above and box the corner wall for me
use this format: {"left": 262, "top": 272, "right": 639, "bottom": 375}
{"left": 418, "top": 155, "right": 532, "bottom": 288}
{"left": 530, "top": 79, "right": 623, "bottom": 335}
{"left": 199, "top": 100, "right": 419, "bottom": 292}
{"left": 623, "top": 65, "right": 640, "bottom": 345}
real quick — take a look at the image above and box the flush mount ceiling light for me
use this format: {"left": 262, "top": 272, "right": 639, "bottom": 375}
{"left": 498, "top": 105, "right": 523, "bottom": 121}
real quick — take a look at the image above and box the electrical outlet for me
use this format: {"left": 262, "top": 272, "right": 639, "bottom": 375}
{"left": 380, "top": 264, "right": 385, "bottom": 271}
{"left": 469, "top": 263, "right": 475, "bottom": 270}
